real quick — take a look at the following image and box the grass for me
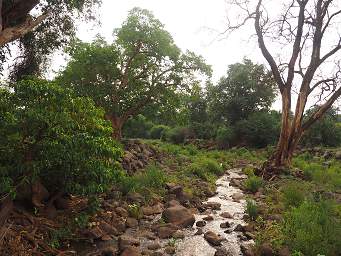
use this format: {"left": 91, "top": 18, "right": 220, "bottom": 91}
{"left": 244, "top": 175, "right": 263, "bottom": 193}
{"left": 246, "top": 199, "right": 258, "bottom": 220}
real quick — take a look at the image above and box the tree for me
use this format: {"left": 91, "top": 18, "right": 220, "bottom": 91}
{"left": 0, "top": 78, "right": 122, "bottom": 203}
{"left": 207, "top": 58, "right": 276, "bottom": 124}
{"left": 227, "top": 0, "right": 341, "bottom": 167}
{"left": 0, "top": 0, "right": 101, "bottom": 77}
{"left": 59, "top": 8, "right": 211, "bottom": 139}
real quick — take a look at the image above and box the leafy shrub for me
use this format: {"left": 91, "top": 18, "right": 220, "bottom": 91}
{"left": 150, "top": 124, "right": 170, "bottom": 139}
{"left": 246, "top": 199, "right": 258, "bottom": 220}
{"left": 123, "top": 114, "right": 153, "bottom": 138}
{"left": 244, "top": 175, "right": 263, "bottom": 193}
{"left": 281, "top": 182, "right": 308, "bottom": 209}
{"left": 187, "top": 157, "right": 223, "bottom": 181}
{"left": 190, "top": 122, "right": 217, "bottom": 140}
{"left": 216, "top": 126, "right": 236, "bottom": 149}
{"left": 119, "top": 165, "right": 167, "bottom": 195}
{"left": 0, "top": 79, "right": 122, "bottom": 197}
{"left": 163, "top": 127, "right": 194, "bottom": 144}
{"left": 283, "top": 200, "right": 341, "bottom": 255}
{"left": 235, "top": 111, "right": 280, "bottom": 148}
{"left": 128, "top": 203, "right": 143, "bottom": 219}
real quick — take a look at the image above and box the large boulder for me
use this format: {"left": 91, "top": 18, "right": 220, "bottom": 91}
{"left": 162, "top": 205, "right": 195, "bottom": 228}
{"left": 204, "top": 231, "right": 224, "bottom": 246}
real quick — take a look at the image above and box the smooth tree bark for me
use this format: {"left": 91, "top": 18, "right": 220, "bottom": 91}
{"left": 227, "top": 0, "right": 341, "bottom": 167}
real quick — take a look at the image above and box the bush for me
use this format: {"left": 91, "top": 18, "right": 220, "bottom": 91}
{"left": 283, "top": 200, "right": 341, "bottom": 255}
{"left": 244, "top": 175, "right": 263, "bottom": 193}
{"left": 281, "top": 182, "right": 308, "bottom": 209}
{"left": 163, "top": 127, "right": 194, "bottom": 144}
{"left": 150, "top": 125, "right": 170, "bottom": 139}
{"left": 0, "top": 79, "right": 123, "bottom": 197}
{"left": 187, "top": 157, "right": 224, "bottom": 181}
{"left": 246, "top": 199, "right": 258, "bottom": 220}
{"left": 235, "top": 111, "right": 280, "bottom": 148}
{"left": 123, "top": 114, "right": 153, "bottom": 138}
{"left": 216, "top": 126, "right": 236, "bottom": 149}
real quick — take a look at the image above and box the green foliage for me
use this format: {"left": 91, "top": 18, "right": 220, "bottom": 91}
{"left": 150, "top": 125, "right": 170, "bottom": 139}
{"left": 119, "top": 165, "right": 167, "bottom": 195}
{"left": 281, "top": 182, "right": 309, "bottom": 209}
{"left": 187, "top": 157, "right": 223, "bottom": 181}
{"left": 163, "top": 127, "right": 194, "bottom": 144}
{"left": 283, "top": 200, "right": 341, "bottom": 256}
{"left": 244, "top": 175, "right": 263, "bottom": 193}
{"left": 216, "top": 126, "right": 236, "bottom": 149}
{"left": 0, "top": 78, "right": 122, "bottom": 197}
{"left": 123, "top": 114, "right": 154, "bottom": 138}
{"left": 246, "top": 199, "right": 258, "bottom": 220}
{"left": 207, "top": 58, "right": 277, "bottom": 124}
{"left": 128, "top": 203, "right": 143, "bottom": 219}
{"left": 48, "top": 227, "right": 72, "bottom": 249}
{"left": 235, "top": 111, "right": 280, "bottom": 148}
{"left": 302, "top": 107, "right": 341, "bottom": 147}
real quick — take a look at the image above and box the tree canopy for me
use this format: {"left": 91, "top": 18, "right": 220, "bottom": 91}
{"left": 59, "top": 7, "right": 211, "bottom": 139}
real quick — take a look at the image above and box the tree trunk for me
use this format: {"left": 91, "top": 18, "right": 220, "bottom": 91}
{"left": 107, "top": 115, "right": 124, "bottom": 140}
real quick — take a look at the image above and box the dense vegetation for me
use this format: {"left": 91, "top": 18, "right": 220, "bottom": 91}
{"left": 0, "top": 2, "right": 340, "bottom": 256}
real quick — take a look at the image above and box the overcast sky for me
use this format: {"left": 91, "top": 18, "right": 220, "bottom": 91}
{"left": 52, "top": 0, "right": 281, "bottom": 109}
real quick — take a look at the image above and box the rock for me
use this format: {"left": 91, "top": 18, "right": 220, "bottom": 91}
{"left": 244, "top": 232, "right": 255, "bottom": 240}
{"left": 164, "top": 246, "right": 176, "bottom": 254}
{"left": 121, "top": 246, "right": 141, "bottom": 256}
{"left": 168, "top": 185, "right": 183, "bottom": 196}
{"left": 259, "top": 243, "right": 274, "bottom": 256}
{"left": 204, "top": 231, "right": 223, "bottom": 246}
{"left": 215, "top": 248, "right": 228, "bottom": 256}
{"left": 154, "top": 223, "right": 178, "bottom": 239}
{"left": 83, "top": 226, "right": 106, "bottom": 239}
{"left": 100, "top": 246, "right": 118, "bottom": 256}
{"left": 119, "top": 235, "right": 140, "bottom": 250}
{"left": 166, "top": 200, "right": 180, "bottom": 207}
{"left": 172, "top": 230, "right": 185, "bottom": 239}
{"left": 232, "top": 193, "right": 244, "bottom": 201}
{"left": 234, "top": 224, "right": 244, "bottom": 232}
{"left": 203, "top": 215, "right": 214, "bottom": 221}
{"left": 335, "top": 151, "right": 341, "bottom": 160}
{"left": 126, "top": 217, "right": 138, "bottom": 228}
{"left": 142, "top": 203, "right": 163, "bottom": 215}
{"left": 243, "top": 223, "right": 255, "bottom": 232}
{"left": 162, "top": 205, "right": 195, "bottom": 228}
{"left": 220, "top": 212, "right": 233, "bottom": 219}
{"left": 195, "top": 228, "right": 203, "bottom": 235}
{"left": 116, "top": 207, "right": 128, "bottom": 218}
{"left": 267, "top": 214, "right": 283, "bottom": 222}
{"left": 114, "top": 219, "right": 127, "bottom": 233}
{"left": 196, "top": 220, "right": 206, "bottom": 227}
{"left": 54, "top": 197, "right": 71, "bottom": 210}
{"left": 220, "top": 221, "right": 230, "bottom": 229}
{"left": 141, "top": 249, "right": 153, "bottom": 255}
{"left": 100, "top": 221, "right": 119, "bottom": 236}
{"left": 204, "top": 202, "right": 221, "bottom": 210}
{"left": 240, "top": 244, "right": 254, "bottom": 256}
{"left": 278, "top": 246, "right": 290, "bottom": 256}
{"left": 147, "top": 242, "right": 161, "bottom": 250}
{"left": 127, "top": 192, "right": 144, "bottom": 204}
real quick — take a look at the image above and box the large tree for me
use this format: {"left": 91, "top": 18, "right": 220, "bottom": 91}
{"left": 207, "top": 58, "right": 276, "bottom": 124}
{"left": 227, "top": 0, "right": 341, "bottom": 167}
{"left": 59, "top": 8, "right": 211, "bottom": 139}
{"left": 0, "top": 0, "right": 101, "bottom": 77}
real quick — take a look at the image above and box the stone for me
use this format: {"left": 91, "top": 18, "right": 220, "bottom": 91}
{"left": 335, "top": 151, "right": 341, "bottom": 160}
{"left": 215, "top": 248, "right": 229, "bottom": 256}
{"left": 220, "top": 212, "right": 233, "bottom": 219}
{"left": 121, "top": 246, "right": 141, "bottom": 256}
{"left": 234, "top": 224, "right": 244, "bottom": 232}
{"left": 119, "top": 235, "right": 140, "bottom": 250}
{"left": 172, "top": 230, "right": 185, "bottom": 239}
{"left": 267, "top": 214, "right": 283, "bottom": 222}
{"left": 196, "top": 220, "right": 206, "bottom": 227}
{"left": 168, "top": 185, "right": 183, "bottom": 196}
{"left": 147, "top": 242, "right": 161, "bottom": 250}
{"left": 164, "top": 246, "right": 176, "bottom": 254}
{"left": 83, "top": 226, "right": 105, "bottom": 239}
{"left": 142, "top": 203, "right": 163, "bottom": 215}
{"left": 154, "top": 223, "right": 178, "bottom": 239}
{"left": 127, "top": 192, "right": 144, "bottom": 204}
{"left": 220, "top": 221, "right": 230, "bottom": 229}
{"left": 166, "top": 200, "right": 180, "bottom": 207}
{"left": 203, "top": 215, "right": 214, "bottom": 221}
{"left": 204, "top": 202, "right": 221, "bottom": 210}
{"left": 243, "top": 223, "right": 254, "bottom": 232}
{"left": 100, "top": 221, "right": 119, "bottom": 236}
{"left": 240, "top": 244, "right": 254, "bottom": 256}
{"left": 116, "top": 207, "right": 128, "bottom": 218}
{"left": 162, "top": 205, "right": 195, "bottom": 228}
{"left": 204, "top": 231, "right": 223, "bottom": 246}
{"left": 278, "top": 246, "right": 290, "bottom": 256}
{"left": 232, "top": 193, "right": 244, "bottom": 201}
{"left": 195, "top": 228, "right": 203, "bottom": 235}
{"left": 126, "top": 217, "right": 138, "bottom": 228}
{"left": 259, "top": 243, "right": 274, "bottom": 256}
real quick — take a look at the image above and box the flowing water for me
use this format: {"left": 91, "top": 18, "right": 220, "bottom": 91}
{"left": 175, "top": 168, "right": 253, "bottom": 256}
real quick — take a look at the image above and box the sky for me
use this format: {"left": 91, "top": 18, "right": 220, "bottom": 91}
{"left": 52, "top": 0, "right": 280, "bottom": 109}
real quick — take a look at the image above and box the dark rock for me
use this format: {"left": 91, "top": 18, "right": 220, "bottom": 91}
{"left": 119, "top": 235, "right": 140, "bottom": 250}
{"left": 234, "top": 224, "right": 244, "bottom": 232}
{"left": 204, "top": 202, "right": 221, "bottom": 210}
{"left": 220, "top": 212, "right": 233, "bottom": 219}
{"left": 259, "top": 243, "right": 274, "bottom": 256}
{"left": 215, "top": 248, "right": 229, "bottom": 256}
{"left": 127, "top": 192, "right": 144, "bottom": 204}
{"left": 126, "top": 217, "right": 138, "bottom": 228}
{"left": 166, "top": 199, "right": 180, "bottom": 208}
{"left": 240, "top": 244, "right": 254, "bottom": 256}
{"left": 142, "top": 203, "right": 163, "bottom": 216}
{"left": 147, "top": 242, "right": 161, "bottom": 250}
{"left": 232, "top": 193, "right": 244, "bottom": 202}
{"left": 116, "top": 207, "right": 128, "bottom": 218}
{"left": 162, "top": 205, "right": 195, "bottom": 228}
{"left": 203, "top": 215, "right": 214, "bottom": 221}
{"left": 121, "top": 246, "right": 141, "bottom": 256}
{"left": 168, "top": 185, "right": 183, "bottom": 197}
{"left": 195, "top": 228, "right": 203, "bottom": 235}
{"left": 220, "top": 221, "right": 230, "bottom": 229}
{"left": 278, "top": 246, "right": 290, "bottom": 256}
{"left": 164, "top": 246, "right": 176, "bottom": 254}
{"left": 172, "top": 230, "right": 185, "bottom": 239}
{"left": 204, "top": 231, "right": 223, "bottom": 246}
{"left": 154, "top": 223, "right": 178, "bottom": 239}
{"left": 196, "top": 220, "right": 206, "bottom": 227}
{"left": 100, "top": 221, "right": 119, "bottom": 236}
